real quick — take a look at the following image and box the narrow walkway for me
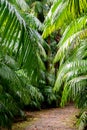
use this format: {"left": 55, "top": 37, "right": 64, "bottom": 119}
{"left": 25, "top": 104, "right": 79, "bottom": 130}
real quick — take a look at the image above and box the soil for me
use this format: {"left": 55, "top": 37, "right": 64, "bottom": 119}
{"left": 12, "top": 104, "right": 79, "bottom": 130}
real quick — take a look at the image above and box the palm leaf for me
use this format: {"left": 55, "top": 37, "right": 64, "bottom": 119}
{"left": 61, "top": 76, "right": 87, "bottom": 107}
{"left": 58, "top": 16, "right": 87, "bottom": 47}
{"left": 78, "top": 111, "right": 87, "bottom": 130}
{"left": 54, "top": 60, "right": 87, "bottom": 92}
{"left": 0, "top": 102, "right": 13, "bottom": 129}
{"left": 0, "top": 0, "right": 48, "bottom": 80}
{"left": 42, "top": 0, "right": 68, "bottom": 38}
{"left": 23, "top": 13, "right": 42, "bottom": 30}
{"left": 53, "top": 16, "right": 87, "bottom": 63}
{"left": 0, "top": 62, "right": 31, "bottom": 105}
{"left": 54, "top": 28, "right": 87, "bottom": 64}
{"left": 42, "top": 0, "right": 87, "bottom": 38}
{"left": 16, "top": 0, "right": 29, "bottom": 11}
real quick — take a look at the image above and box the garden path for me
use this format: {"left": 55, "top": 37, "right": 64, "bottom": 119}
{"left": 24, "top": 104, "right": 79, "bottom": 130}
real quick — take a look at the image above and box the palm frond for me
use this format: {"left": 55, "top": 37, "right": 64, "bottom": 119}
{"left": 0, "top": 93, "right": 20, "bottom": 115}
{"left": 78, "top": 111, "right": 87, "bottom": 130}
{"left": 58, "top": 16, "right": 87, "bottom": 47}
{"left": 24, "top": 13, "right": 42, "bottom": 30}
{"left": 43, "top": 86, "right": 57, "bottom": 105}
{"left": 76, "top": 40, "right": 87, "bottom": 59}
{"left": 0, "top": 102, "right": 13, "bottom": 129}
{"left": 0, "top": 62, "right": 44, "bottom": 129}
{"left": 0, "top": 0, "right": 48, "bottom": 80}
{"left": 42, "top": 0, "right": 87, "bottom": 38}
{"left": 63, "top": 39, "right": 87, "bottom": 61}
{"left": 54, "top": 60, "right": 87, "bottom": 92}
{"left": 26, "top": 85, "right": 44, "bottom": 109}
{"left": 54, "top": 28, "right": 87, "bottom": 64}
{"left": 0, "top": 62, "right": 31, "bottom": 105}
{"left": 7, "top": 0, "right": 29, "bottom": 12}
{"left": 16, "top": 0, "right": 29, "bottom": 11}
{"left": 42, "top": 0, "right": 68, "bottom": 38}
{"left": 4, "top": 55, "right": 18, "bottom": 70}
{"left": 54, "top": 19, "right": 87, "bottom": 63}
{"left": 16, "top": 69, "right": 44, "bottom": 109}
{"left": 61, "top": 76, "right": 87, "bottom": 107}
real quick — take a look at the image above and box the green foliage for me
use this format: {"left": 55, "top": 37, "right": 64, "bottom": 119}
{"left": 53, "top": 22, "right": 87, "bottom": 110}
{"left": 1, "top": 0, "right": 87, "bottom": 129}
{"left": 23, "top": 13, "right": 42, "bottom": 30}
{"left": 0, "top": 0, "right": 47, "bottom": 82}
{"left": 38, "top": 71, "right": 59, "bottom": 107}
{"left": 0, "top": 57, "right": 45, "bottom": 128}
{"left": 0, "top": 0, "right": 49, "bottom": 129}
{"left": 7, "top": 0, "right": 29, "bottom": 11}
{"left": 26, "top": 85, "right": 44, "bottom": 109}
{"left": 42, "top": 0, "right": 87, "bottom": 129}
{"left": 78, "top": 110, "right": 87, "bottom": 130}
{"left": 42, "top": 86, "right": 59, "bottom": 106}
{"left": 54, "top": 16, "right": 87, "bottom": 64}
{"left": 42, "top": 0, "right": 87, "bottom": 38}
{"left": 0, "top": 103, "right": 13, "bottom": 130}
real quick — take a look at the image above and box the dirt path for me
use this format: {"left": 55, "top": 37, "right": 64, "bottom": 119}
{"left": 24, "top": 104, "right": 79, "bottom": 130}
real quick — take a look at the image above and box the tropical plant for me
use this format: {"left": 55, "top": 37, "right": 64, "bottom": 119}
{"left": 1, "top": 0, "right": 87, "bottom": 129}
{"left": 25, "top": 0, "right": 53, "bottom": 22}
{"left": 0, "top": 0, "right": 49, "bottom": 129}
{"left": 78, "top": 110, "right": 87, "bottom": 130}
{"left": 42, "top": 0, "right": 87, "bottom": 129}
{"left": 42, "top": 0, "right": 87, "bottom": 38}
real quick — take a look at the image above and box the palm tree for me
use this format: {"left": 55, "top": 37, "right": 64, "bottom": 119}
{"left": 42, "top": 0, "right": 87, "bottom": 129}
{"left": 0, "top": 0, "right": 48, "bottom": 129}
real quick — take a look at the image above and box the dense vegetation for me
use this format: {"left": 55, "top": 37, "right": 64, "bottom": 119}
{"left": 0, "top": 0, "right": 87, "bottom": 130}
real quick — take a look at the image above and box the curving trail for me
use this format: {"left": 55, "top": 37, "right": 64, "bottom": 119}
{"left": 25, "top": 104, "right": 79, "bottom": 130}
